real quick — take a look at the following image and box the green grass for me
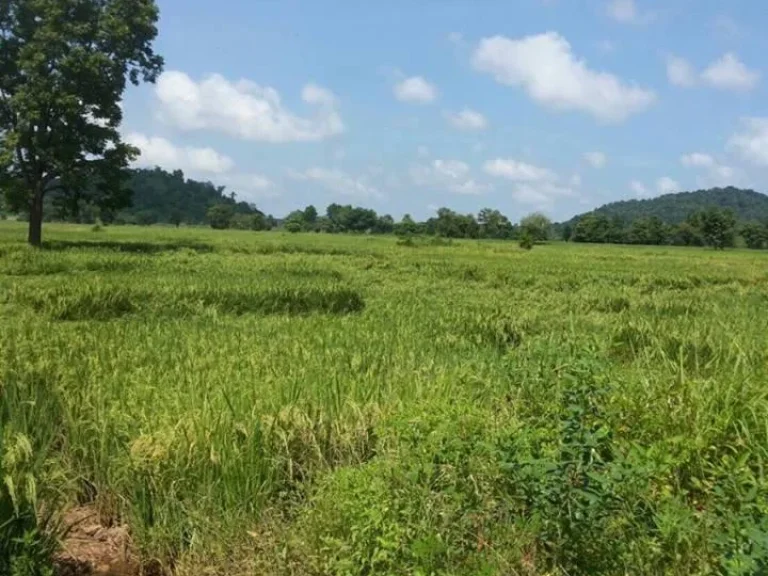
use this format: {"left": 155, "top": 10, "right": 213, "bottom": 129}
{"left": 2, "top": 221, "right": 768, "bottom": 575}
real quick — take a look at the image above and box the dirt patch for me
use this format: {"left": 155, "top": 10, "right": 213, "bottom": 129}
{"left": 54, "top": 506, "right": 139, "bottom": 576}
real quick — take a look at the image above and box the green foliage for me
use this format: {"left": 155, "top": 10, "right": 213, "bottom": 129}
{"left": 740, "top": 221, "right": 767, "bottom": 249}
{"left": 1, "top": 223, "right": 768, "bottom": 574}
{"left": 0, "top": 0, "right": 164, "bottom": 245}
{"left": 1, "top": 369, "right": 66, "bottom": 576}
{"left": 520, "top": 212, "right": 552, "bottom": 242}
{"left": 690, "top": 208, "right": 736, "bottom": 249}
{"left": 519, "top": 231, "right": 534, "bottom": 250}
{"left": 567, "top": 186, "right": 768, "bottom": 226}
{"left": 207, "top": 203, "right": 236, "bottom": 230}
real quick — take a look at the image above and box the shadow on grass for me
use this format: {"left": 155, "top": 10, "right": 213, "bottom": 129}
{"left": 40, "top": 240, "right": 215, "bottom": 254}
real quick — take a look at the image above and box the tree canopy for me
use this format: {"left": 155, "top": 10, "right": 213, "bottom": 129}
{"left": 562, "top": 187, "right": 768, "bottom": 227}
{"left": 0, "top": 0, "right": 163, "bottom": 245}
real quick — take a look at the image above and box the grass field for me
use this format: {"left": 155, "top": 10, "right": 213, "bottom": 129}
{"left": 2, "top": 221, "right": 768, "bottom": 575}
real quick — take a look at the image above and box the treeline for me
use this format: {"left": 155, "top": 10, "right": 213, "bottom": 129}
{"left": 9, "top": 168, "right": 278, "bottom": 227}
{"left": 266, "top": 204, "right": 551, "bottom": 241}
{"left": 565, "top": 208, "right": 768, "bottom": 249}
{"left": 564, "top": 187, "right": 768, "bottom": 226}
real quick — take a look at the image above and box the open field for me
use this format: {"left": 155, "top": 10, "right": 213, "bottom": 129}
{"left": 2, "top": 221, "right": 768, "bottom": 575}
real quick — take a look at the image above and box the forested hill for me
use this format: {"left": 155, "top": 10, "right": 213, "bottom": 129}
{"left": 116, "top": 168, "right": 261, "bottom": 225}
{"left": 563, "top": 187, "right": 768, "bottom": 226}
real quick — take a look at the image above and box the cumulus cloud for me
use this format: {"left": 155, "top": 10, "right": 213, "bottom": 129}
{"left": 445, "top": 108, "right": 488, "bottom": 131}
{"left": 290, "top": 167, "right": 380, "bottom": 198}
{"left": 657, "top": 176, "right": 680, "bottom": 194}
{"left": 583, "top": 151, "right": 607, "bottom": 168}
{"left": 472, "top": 32, "right": 655, "bottom": 122}
{"left": 126, "top": 133, "right": 234, "bottom": 174}
{"left": 483, "top": 157, "right": 575, "bottom": 206}
{"left": 393, "top": 76, "right": 437, "bottom": 103}
{"left": 666, "top": 55, "right": 697, "bottom": 87}
{"left": 728, "top": 118, "right": 768, "bottom": 165}
{"left": 680, "top": 152, "right": 736, "bottom": 186}
{"left": 126, "top": 132, "right": 275, "bottom": 201}
{"left": 154, "top": 71, "right": 344, "bottom": 142}
{"left": 701, "top": 53, "right": 759, "bottom": 91}
{"left": 630, "top": 180, "right": 648, "bottom": 197}
{"left": 483, "top": 158, "right": 556, "bottom": 182}
{"left": 410, "top": 159, "right": 491, "bottom": 195}
{"left": 665, "top": 53, "right": 758, "bottom": 91}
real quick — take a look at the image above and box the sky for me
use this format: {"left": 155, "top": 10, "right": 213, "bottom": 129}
{"left": 122, "top": 0, "right": 768, "bottom": 221}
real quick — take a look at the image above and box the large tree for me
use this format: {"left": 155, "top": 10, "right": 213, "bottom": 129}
{"left": 0, "top": 0, "right": 163, "bottom": 245}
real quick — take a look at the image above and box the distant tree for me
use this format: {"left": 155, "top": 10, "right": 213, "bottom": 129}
{"left": 740, "top": 222, "right": 767, "bottom": 249}
{"left": 626, "top": 216, "right": 668, "bottom": 245}
{"left": 673, "top": 221, "right": 703, "bottom": 246}
{"left": 478, "top": 208, "right": 513, "bottom": 239}
{"left": 520, "top": 213, "right": 552, "bottom": 242}
{"left": 374, "top": 214, "right": 395, "bottom": 234}
{"left": 303, "top": 205, "right": 318, "bottom": 226}
{"left": 207, "top": 204, "right": 235, "bottom": 229}
{"left": 251, "top": 213, "right": 268, "bottom": 231}
{"left": 0, "top": 0, "right": 163, "bottom": 246}
{"left": 284, "top": 210, "right": 306, "bottom": 232}
{"left": 230, "top": 213, "right": 255, "bottom": 230}
{"left": 561, "top": 223, "right": 573, "bottom": 242}
{"left": 690, "top": 208, "right": 736, "bottom": 249}
{"left": 395, "top": 214, "right": 418, "bottom": 236}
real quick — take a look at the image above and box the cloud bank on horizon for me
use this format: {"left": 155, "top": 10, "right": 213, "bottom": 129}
{"left": 121, "top": 0, "right": 768, "bottom": 220}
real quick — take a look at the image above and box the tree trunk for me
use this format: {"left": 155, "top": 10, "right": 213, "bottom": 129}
{"left": 28, "top": 191, "right": 44, "bottom": 247}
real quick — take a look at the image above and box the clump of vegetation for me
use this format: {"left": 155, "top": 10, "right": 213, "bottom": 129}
{"left": 519, "top": 231, "right": 534, "bottom": 250}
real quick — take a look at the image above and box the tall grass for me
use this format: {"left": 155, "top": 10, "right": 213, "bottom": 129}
{"left": 1, "top": 221, "right": 767, "bottom": 574}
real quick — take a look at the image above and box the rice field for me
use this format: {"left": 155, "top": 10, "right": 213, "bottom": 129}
{"left": 2, "top": 221, "right": 768, "bottom": 575}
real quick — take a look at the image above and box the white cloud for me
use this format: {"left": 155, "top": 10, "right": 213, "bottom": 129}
{"left": 680, "top": 152, "right": 715, "bottom": 168}
{"left": 630, "top": 180, "right": 648, "bottom": 197}
{"left": 665, "top": 53, "right": 758, "bottom": 91}
{"left": 483, "top": 158, "right": 556, "bottom": 182}
{"left": 728, "top": 118, "right": 768, "bottom": 165}
{"left": 701, "top": 53, "right": 759, "bottom": 91}
{"left": 570, "top": 173, "right": 582, "bottom": 187}
{"left": 445, "top": 108, "right": 488, "bottom": 131}
{"left": 290, "top": 167, "right": 380, "bottom": 198}
{"left": 126, "top": 133, "right": 234, "bottom": 174}
{"left": 433, "top": 159, "right": 470, "bottom": 180}
{"left": 472, "top": 32, "right": 655, "bottom": 122}
{"left": 410, "top": 159, "right": 491, "bottom": 195}
{"left": 583, "top": 151, "right": 607, "bottom": 168}
{"left": 666, "top": 55, "right": 697, "bottom": 87}
{"left": 484, "top": 157, "right": 575, "bottom": 207}
{"left": 154, "top": 71, "right": 344, "bottom": 142}
{"left": 219, "top": 173, "right": 277, "bottom": 200}
{"left": 657, "top": 176, "right": 680, "bottom": 194}
{"left": 607, "top": 0, "right": 637, "bottom": 23}
{"left": 126, "top": 132, "right": 275, "bottom": 201}
{"left": 681, "top": 152, "right": 737, "bottom": 187}
{"left": 393, "top": 76, "right": 437, "bottom": 103}
{"left": 512, "top": 182, "right": 575, "bottom": 206}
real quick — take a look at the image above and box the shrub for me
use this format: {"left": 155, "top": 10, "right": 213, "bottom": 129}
{"left": 519, "top": 232, "right": 534, "bottom": 250}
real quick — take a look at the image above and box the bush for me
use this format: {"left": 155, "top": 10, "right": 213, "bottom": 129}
{"left": 519, "top": 232, "right": 534, "bottom": 250}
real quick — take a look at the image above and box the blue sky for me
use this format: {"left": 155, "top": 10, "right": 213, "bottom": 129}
{"left": 122, "top": 0, "right": 768, "bottom": 221}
